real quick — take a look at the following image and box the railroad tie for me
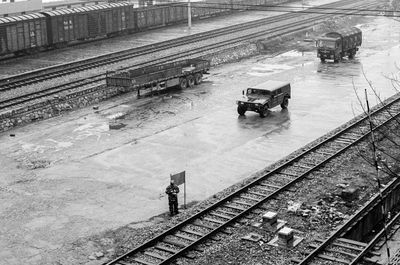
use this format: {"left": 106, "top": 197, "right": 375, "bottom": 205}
{"left": 163, "top": 238, "right": 188, "bottom": 248}
{"left": 315, "top": 238, "right": 364, "bottom": 251}
{"left": 180, "top": 227, "right": 204, "bottom": 237}
{"left": 224, "top": 204, "right": 247, "bottom": 211}
{"left": 240, "top": 195, "right": 260, "bottom": 202}
{"left": 193, "top": 221, "right": 216, "bottom": 230}
{"left": 335, "top": 139, "right": 353, "bottom": 145}
{"left": 259, "top": 183, "right": 281, "bottom": 190}
{"left": 233, "top": 200, "right": 253, "bottom": 207}
{"left": 248, "top": 190, "right": 268, "bottom": 197}
{"left": 275, "top": 172, "right": 297, "bottom": 179}
{"left": 316, "top": 254, "right": 350, "bottom": 264}
{"left": 210, "top": 212, "right": 232, "bottom": 220}
{"left": 337, "top": 238, "right": 367, "bottom": 247}
{"left": 154, "top": 244, "right": 179, "bottom": 253}
{"left": 292, "top": 163, "right": 312, "bottom": 170}
{"left": 216, "top": 209, "right": 238, "bottom": 217}
{"left": 203, "top": 217, "right": 226, "bottom": 225}
{"left": 144, "top": 251, "right": 168, "bottom": 261}
{"left": 309, "top": 244, "right": 358, "bottom": 258}
{"left": 175, "top": 232, "right": 197, "bottom": 241}
{"left": 116, "top": 261, "right": 135, "bottom": 265}
{"left": 315, "top": 150, "right": 336, "bottom": 156}
{"left": 133, "top": 258, "right": 155, "bottom": 265}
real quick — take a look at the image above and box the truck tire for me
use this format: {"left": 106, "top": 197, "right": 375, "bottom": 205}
{"left": 259, "top": 106, "right": 267, "bottom": 118}
{"left": 320, "top": 58, "right": 325, "bottom": 62}
{"left": 194, "top": 73, "right": 203, "bottom": 85}
{"left": 187, "top": 75, "right": 195, "bottom": 88}
{"left": 237, "top": 106, "right": 246, "bottom": 116}
{"left": 179, "top": 77, "right": 187, "bottom": 89}
{"left": 281, "top": 97, "right": 289, "bottom": 109}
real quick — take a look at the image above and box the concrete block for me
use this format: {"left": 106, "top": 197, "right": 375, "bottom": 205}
{"left": 262, "top": 211, "right": 277, "bottom": 225}
{"left": 340, "top": 187, "right": 359, "bottom": 201}
{"left": 267, "top": 227, "right": 303, "bottom": 249}
{"left": 278, "top": 227, "right": 294, "bottom": 246}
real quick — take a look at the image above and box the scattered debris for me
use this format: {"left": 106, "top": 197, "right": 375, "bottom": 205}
{"left": 109, "top": 121, "right": 126, "bottom": 130}
{"left": 241, "top": 232, "right": 263, "bottom": 242}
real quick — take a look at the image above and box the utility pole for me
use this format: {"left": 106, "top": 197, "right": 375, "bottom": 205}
{"left": 188, "top": 0, "right": 191, "bottom": 30}
{"left": 365, "top": 89, "right": 391, "bottom": 260}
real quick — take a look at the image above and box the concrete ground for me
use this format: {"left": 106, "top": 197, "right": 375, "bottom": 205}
{"left": 1, "top": 9, "right": 399, "bottom": 265}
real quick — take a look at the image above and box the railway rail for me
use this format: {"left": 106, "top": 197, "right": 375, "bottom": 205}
{"left": 293, "top": 170, "right": 400, "bottom": 265}
{"left": 103, "top": 83, "right": 400, "bottom": 264}
{"left": 0, "top": 0, "right": 379, "bottom": 111}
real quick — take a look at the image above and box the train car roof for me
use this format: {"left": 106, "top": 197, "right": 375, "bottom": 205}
{"left": 41, "top": 2, "right": 131, "bottom": 16}
{"left": 0, "top": 13, "right": 46, "bottom": 24}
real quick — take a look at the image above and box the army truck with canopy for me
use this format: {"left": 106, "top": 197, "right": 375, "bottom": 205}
{"left": 316, "top": 27, "right": 362, "bottom": 62}
{"left": 236, "top": 80, "right": 291, "bottom": 117}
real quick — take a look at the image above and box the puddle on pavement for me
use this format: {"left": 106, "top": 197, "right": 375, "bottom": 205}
{"left": 248, "top": 63, "right": 294, "bottom": 76}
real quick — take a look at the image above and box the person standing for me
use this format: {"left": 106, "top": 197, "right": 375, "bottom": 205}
{"left": 165, "top": 180, "right": 180, "bottom": 216}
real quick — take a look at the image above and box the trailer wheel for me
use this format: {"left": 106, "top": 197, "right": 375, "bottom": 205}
{"left": 179, "top": 78, "right": 187, "bottom": 89}
{"left": 187, "top": 75, "right": 195, "bottom": 88}
{"left": 194, "top": 73, "right": 203, "bottom": 85}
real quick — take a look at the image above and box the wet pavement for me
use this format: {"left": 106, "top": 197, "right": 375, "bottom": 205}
{"left": 0, "top": 12, "right": 399, "bottom": 265}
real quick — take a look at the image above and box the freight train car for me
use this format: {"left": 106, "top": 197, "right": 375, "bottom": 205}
{"left": 0, "top": 14, "right": 48, "bottom": 56}
{"left": 164, "top": 3, "right": 187, "bottom": 25}
{"left": 42, "top": 2, "right": 134, "bottom": 47}
{"left": 0, "top": 0, "right": 292, "bottom": 58}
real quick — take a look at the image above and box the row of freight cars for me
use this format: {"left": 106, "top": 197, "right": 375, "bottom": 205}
{"left": 0, "top": 0, "right": 290, "bottom": 57}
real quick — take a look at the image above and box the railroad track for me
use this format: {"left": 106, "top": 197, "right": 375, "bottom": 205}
{"left": 0, "top": 0, "right": 380, "bottom": 111}
{"left": 0, "top": 0, "right": 355, "bottom": 91}
{"left": 293, "top": 168, "right": 400, "bottom": 265}
{"left": 103, "top": 88, "right": 400, "bottom": 264}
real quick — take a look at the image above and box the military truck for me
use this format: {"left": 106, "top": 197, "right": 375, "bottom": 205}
{"left": 316, "top": 27, "right": 362, "bottom": 62}
{"left": 236, "top": 80, "right": 291, "bottom": 117}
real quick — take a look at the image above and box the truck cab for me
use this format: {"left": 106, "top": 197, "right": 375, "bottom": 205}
{"left": 316, "top": 37, "right": 342, "bottom": 62}
{"left": 236, "top": 80, "right": 291, "bottom": 117}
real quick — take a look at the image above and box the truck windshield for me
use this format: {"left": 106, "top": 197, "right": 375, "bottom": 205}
{"left": 247, "top": 89, "right": 270, "bottom": 96}
{"left": 317, "top": 40, "right": 336, "bottom": 49}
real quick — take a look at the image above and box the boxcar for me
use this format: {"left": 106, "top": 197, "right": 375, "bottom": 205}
{"left": 135, "top": 5, "right": 167, "bottom": 30}
{"left": 0, "top": 14, "right": 48, "bottom": 55}
{"left": 165, "top": 3, "right": 187, "bottom": 25}
{"left": 42, "top": 2, "right": 134, "bottom": 46}
{"left": 42, "top": 9, "right": 88, "bottom": 45}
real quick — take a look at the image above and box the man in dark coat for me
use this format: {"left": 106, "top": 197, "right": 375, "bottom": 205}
{"left": 165, "top": 180, "right": 180, "bottom": 216}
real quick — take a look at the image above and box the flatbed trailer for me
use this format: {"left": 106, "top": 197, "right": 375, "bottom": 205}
{"left": 106, "top": 58, "right": 210, "bottom": 97}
